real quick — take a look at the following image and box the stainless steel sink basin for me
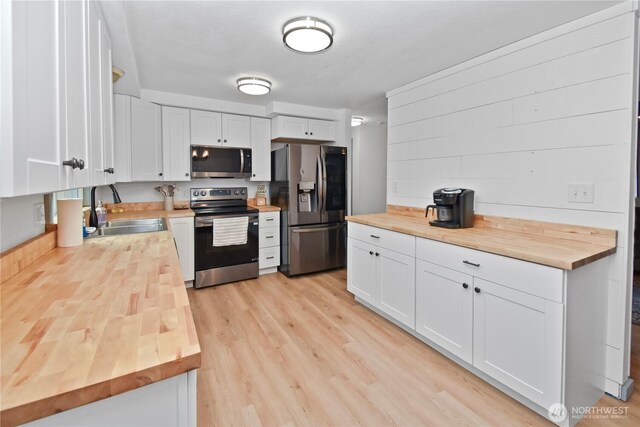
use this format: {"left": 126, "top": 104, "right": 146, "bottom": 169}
{"left": 89, "top": 218, "right": 168, "bottom": 237}
{"left": 105, "top": 218, "right": 166, "bottom": 227}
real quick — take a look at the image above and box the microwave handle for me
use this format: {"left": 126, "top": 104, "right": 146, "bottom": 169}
{"left": 240, "top": 149, "right": 244, "bottom": 173}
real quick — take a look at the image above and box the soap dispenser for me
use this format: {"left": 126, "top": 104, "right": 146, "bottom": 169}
{"left": 96, "top": 200, "right": 107, "bottom": 228}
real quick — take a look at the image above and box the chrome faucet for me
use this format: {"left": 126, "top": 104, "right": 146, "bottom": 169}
{"left": 89, "top": 184, "right": 122, "bottom": 228}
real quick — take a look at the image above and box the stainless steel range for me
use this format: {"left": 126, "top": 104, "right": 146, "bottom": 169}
{"left": 191, "top": 187, "right": 259, "bottom": 288}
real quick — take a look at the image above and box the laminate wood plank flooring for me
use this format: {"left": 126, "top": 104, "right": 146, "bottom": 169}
{"left": 188, "top": 269, "right": 640, "bottom": 426}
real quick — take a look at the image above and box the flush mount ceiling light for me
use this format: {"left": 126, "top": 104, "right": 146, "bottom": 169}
{"left": 351, "top": 117, "right": 364, "bottom": 127}
{"left": 236, "top": 77, "right": 272, "bottom": 95}
{"left": 283, "top": 17, "right": 333, "bottom": 53}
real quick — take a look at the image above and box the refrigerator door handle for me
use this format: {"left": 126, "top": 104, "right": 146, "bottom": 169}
{"left": 292, "top": 223, "right": 346, "bottom": 233}
{"left": 321, "top": 152, "right": 327, "bottom": 214}
{"left": 317, "top": 154, "right": 324, "bottom": 213}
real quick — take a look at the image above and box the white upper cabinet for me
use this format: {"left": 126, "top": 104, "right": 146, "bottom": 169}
{"left": 190, "top": 110, "right": 222, "bottom": 146}
{"left": 162, "top": 106, "right": 191, "bottom": 181}
{"left": 250, "top": 117, "right": 271, "bottom": 181}
{"left": 130, "top": 98, "right": 163, "bottom": 181}
{"left": 271, "top": 116, "right": 336, "bottom": 142}
{"left": 0, "top": 0, "right": 113, "bottom": 197}
{"left": 222, "top": 114, "right": 251, "bottom": 148}
{"left": 61, "top": 0, "right": 90, "bottom": 190}
{"left": 190, "top": 110, "right": 251, "bottom": 148}
{"left": 114, "top": 95, "right": 132, "bottom": 183}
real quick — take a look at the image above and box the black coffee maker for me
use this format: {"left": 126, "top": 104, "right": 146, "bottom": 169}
{"left": 426, "top": 188, "right": 475, "bottom": 229}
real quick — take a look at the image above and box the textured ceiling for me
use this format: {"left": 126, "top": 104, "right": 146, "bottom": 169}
{"left": 107, "top": 0, "right": 620, "bottom": 122}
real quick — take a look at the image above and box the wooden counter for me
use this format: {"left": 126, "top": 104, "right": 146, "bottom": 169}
{"left": 247, "top": 202, "right": 281, "bottom": 213}
{"left": 0, "top": 230, "right": 201, "bottom": 426}
{"left": 106, "top": 208, "right": 194, "bottom": 220}
{"left": 347, "top": 210, "right": 616, "bottom": 270}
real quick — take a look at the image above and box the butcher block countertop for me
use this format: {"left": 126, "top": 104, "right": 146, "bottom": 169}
{"left": 0, "top": 229, "right": 201, "bottom": 426}
{"left": 247, "top": 199, "right": 281, "bottom": 213}
{"left": 107, "top": 208, "right": 195, "bottom": 220}
{"left": 347, "top": 207, "right": 617, "bottom": 270}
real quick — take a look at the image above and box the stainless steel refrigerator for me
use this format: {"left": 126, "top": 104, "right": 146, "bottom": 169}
{"left": 271, "top": 144, "right": 347, "bottom": 276}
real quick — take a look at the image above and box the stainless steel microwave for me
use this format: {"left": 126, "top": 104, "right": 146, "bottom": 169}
{"left": 191, "top": 146, "right": 252, "bottom": 178}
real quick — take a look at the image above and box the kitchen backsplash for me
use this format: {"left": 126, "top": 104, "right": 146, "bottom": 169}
{"left": 0, "top": 194, "right": 46, "bottom": 252}
{"left": 96, "top": 180, "right": 270, "bottom": 205}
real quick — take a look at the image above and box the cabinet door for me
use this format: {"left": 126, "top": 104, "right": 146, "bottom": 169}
{"left": 190, "top": 110, "right": 221, "bottom": 146}
{"left": 272, "top": 116, "right": 307, "bottom": 139}
{"left": 347, "top": 238, "right": 378, "bottom": 306}
{"left": 162, "top": 107, "right": 191, "bottom": 181}
{"left": 416, "top": 260, "right": 473, "bottom": 363}
{"left": 131, "top": 98, "right": 162, "bottom": 181}
{"left": 250, "top": 117, "right": 271, "bottom": 181}
{"left": 7, "top": 0, "right": 65, "bottom": 196}
{"left": 100, "top": 20, "right": 115, "bottom": 184}
{"left": 222, "top": 114, "right": 251, "bottom": 148}
{"left": 473, "top": 278, "right": 563, "bottom": 409}
{"left": 308, "top": 119, "right": 336, "bottom": 142}
{"left": 169, "top": 217, "right": 195, "bottom": 282}
{"left": 113, "top": 95, "right": 132, "bottom": 183}
{"left": 379, "top": 248, "right": 416, "bottom": 328}
{"left": 87, "top": 1, "right": 106, "bottom": 186}
{"left": 61, "top": 0, "right": 89, "bottom": 189}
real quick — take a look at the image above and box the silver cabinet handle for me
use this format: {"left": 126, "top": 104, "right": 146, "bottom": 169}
{"left": 463, "top": 260, "right": 480, "bottom": 267}
{"left": 266, "top": 256, "right": 274, "bottom": 260}
{"left": 370, "top": 234, "right": 380, "bottom": 239}
{"left": 266, "top": 218, "right": 274, "bottom": 222}
{"left": 266, "top": 235, "right": 274, "bottom": 239}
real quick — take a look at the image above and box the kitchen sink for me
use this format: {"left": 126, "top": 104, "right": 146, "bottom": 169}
{"left": 105, "top": 218, "right": 166, "bottom": 228}
{"left": 89, "top": 218, "right": 168, "bottom": 237}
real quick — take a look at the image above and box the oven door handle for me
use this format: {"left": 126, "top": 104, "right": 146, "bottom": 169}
{"left": 195, "top": 215, "right": 259, "bottom": 227}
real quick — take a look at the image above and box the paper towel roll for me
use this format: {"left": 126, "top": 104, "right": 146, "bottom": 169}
{"left": 57, "top": 198, "right": 83, "bottom": 247}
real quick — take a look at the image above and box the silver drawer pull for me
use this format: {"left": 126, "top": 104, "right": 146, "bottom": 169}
{"left": 266, "top": 236, "right": 274, "bottom": 239}
{"left": 266, "top": 218, "right": 274, "bottom": 221}
{"left": 266, "top": 256, "right": 274, "bottom": 260}
{"left": 463, "top": 260, "right": 480, "bottom": 267}
{"left": 370, "top": 234, "right": 380, "bottom": 239}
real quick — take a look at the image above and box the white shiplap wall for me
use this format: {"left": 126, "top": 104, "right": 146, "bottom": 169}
{"left": 386, "top": 3, "right": 638, "bottom": 395}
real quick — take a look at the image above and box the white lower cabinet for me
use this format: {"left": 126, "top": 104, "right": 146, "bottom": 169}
{"left": 472, "top": 277, "right": 563, "bottom": 410}
{"left": 347, "top": 224, "right": 416, "bottom": 329}
{"left": 258, "top": 212, "right": 280, "bottom": 272}
{"left": 416, "top": 260, "right": 473, "bottom": 364}
{"left": 24, "top": 370, "right": 197, "bottom": 427}
{"left": 169, "top": 217, "right": 195, "bottom": 282}
{"left": 348, "top": 222, "right": 609, "bottom": 426}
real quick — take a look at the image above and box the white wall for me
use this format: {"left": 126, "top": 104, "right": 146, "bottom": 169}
{"left": 352, "top": 125, "right": 387, "bottom": 215}
{"left": 386, "top": 3, "right": 637, "bottom": 395}
{"left": 0, "top": 194, "right": 45, "bottom": 251}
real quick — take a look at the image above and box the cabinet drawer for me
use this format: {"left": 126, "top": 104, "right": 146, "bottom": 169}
{"left": 259, "top": 212, "right": 280, "bottom": 228}
{"left": 259, "top": 246, "right": 280, "bottom": 269}
{"left": 416, "top": 238, "right": 564, "bottom": 303}
{"left": 348, "top": 222, "right": 415, "bottom": 256}
{"left": 259, "top": 227, "right": 279, "bottom": 248}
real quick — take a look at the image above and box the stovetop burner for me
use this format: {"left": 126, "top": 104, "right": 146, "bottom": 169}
{"left": 190, "top": 187, "right": 256, "bottom": 216}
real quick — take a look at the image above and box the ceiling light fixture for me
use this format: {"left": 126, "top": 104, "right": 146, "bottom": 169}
{"left": 283, "top": 17, "right": 333, "bottom": 53}
{"left": 351, "top": 117, "right": 364, "bottom": 127}
{"left": 237, "top": 77, "right": 272, "bottom": 95}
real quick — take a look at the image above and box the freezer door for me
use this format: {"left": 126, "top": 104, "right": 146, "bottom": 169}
{"left": 322, "top": 146, "right": 347, "bottom": 223}
{"left": 287, "top": 222, "right": 346, "bottom": 276}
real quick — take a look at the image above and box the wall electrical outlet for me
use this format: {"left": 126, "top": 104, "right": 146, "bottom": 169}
{"left": 567, "top": 184, "right": 594, "bottom": 204}
{"left": 34, "top": 202, "right": 45, "bottom": 225}
{"left": 391, "top": 181, "right": 399, "bottom": 194}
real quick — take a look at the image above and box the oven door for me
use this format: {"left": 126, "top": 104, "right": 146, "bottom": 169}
{"left": 194, "top": 212, "right": 259, "bottom": 270}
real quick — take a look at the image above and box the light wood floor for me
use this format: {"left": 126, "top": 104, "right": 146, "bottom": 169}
{"left": 188, "top": 269, "right": 640, "bottom": 426}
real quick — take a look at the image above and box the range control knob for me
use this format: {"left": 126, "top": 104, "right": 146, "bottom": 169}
{"left": 241, "top": 189, "right": 246, "bottom": 195}
{"left": 193, "top": 190, "right": 199, "bottom": 197}
{"left": 200, "top": 190, "right": 206, "bottom": 196}
{"left": 234, "top": 190, "right": 239, "bottom": 195}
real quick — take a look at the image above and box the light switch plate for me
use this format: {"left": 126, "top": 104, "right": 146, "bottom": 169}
{"left": 568, "top": 184, "right": 594, "bottom": 203}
